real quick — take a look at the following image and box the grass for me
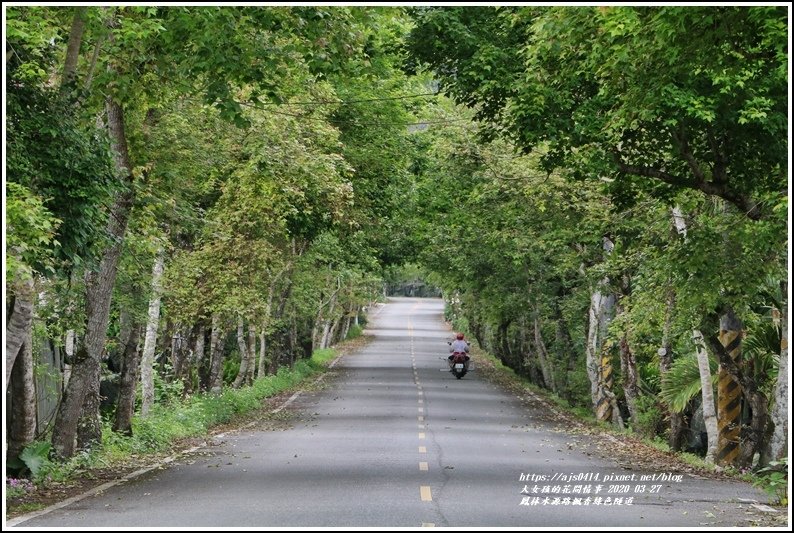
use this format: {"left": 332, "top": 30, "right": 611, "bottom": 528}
{"left": 643, "top": 437, "right": 715, "bottom": 470}
{"left": 10, "top": 503, "right": 45, "bottom": 514}
{"left": 15, "top": 347, "right": 342, "bottom": 492}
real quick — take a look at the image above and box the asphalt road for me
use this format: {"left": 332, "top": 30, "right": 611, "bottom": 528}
{"left": 11, "top": 297, "right": 770, "bottom": 528}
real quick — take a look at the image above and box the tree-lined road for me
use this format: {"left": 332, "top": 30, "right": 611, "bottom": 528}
{"left": 12, "top": 298, "right": 768, "bottom": 528}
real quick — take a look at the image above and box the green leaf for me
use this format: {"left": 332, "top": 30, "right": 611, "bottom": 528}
{"left": 20, "top": 441, "right": 52, "bottom": 477}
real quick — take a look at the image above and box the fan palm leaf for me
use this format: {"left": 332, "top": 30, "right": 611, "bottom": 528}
{"left": 660, "top": 352, "right": 718, "bottom": 413}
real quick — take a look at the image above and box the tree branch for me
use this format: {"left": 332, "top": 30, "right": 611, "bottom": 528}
{"left": 706, "top": 128, "right": 728, "bottom": 184}
{"left": 616, "top": 161, "right": 694, "bottom": 188}
{"left": 615, "top": 160, "right": 762, "bottom": 220}
{"left": 671, "top": 129, "right": 705, "bottom": 182}
{"left": 82, "top": 34, "right": 105, "bottom": 95}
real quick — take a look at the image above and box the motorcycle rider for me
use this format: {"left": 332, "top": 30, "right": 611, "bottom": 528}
{"left": 448, "top": 332, "right": 470, "bottom": 370}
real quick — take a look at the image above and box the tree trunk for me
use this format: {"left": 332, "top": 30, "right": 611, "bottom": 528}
{"left": 257, "top": 327, "right": 268, "bottom": 378}
{"left": 246, "top": 325, "right": 256, "bottom": 384}
{"left": 319, "top": 320, "right": 332, "bottom": 350}
{"left": 208, "top": 314, "right": 224, "bottom": 393}
{"left": 585, "top": 296, "right": 604, "bottom": 413}
{"left": 664, "top": 207, "right": 689, "bottom": 449}
{"left": 6, "top": 277, "right": 35, "bottom": 390}
{"left": 340, "top": 305, "right": 355, "bottom": 341}
{"left": 63, "top": 329, "right": 75, "bottom": 390}
{"left": 619, "top": 333, "right": 640, "bottom": 424}
{"left": 615, "top": 279, "right": 640, "bottom": 425}
{"left": 140, "top": 250, "right": 164, "bottom": 417}
{"left": 660, "top": 287, "right": 687, "bottom": 450}
{"left": 768, "top": 280, "right": 788, "bottom": 461}
{"left": 549, "top": 300, "right": 575, "bottom": 396}
{"left": 715, "top": 309, "right": 744, "bottom": 466}
{"left": 707, "top": 311, "right": 767, "bottom": 467}
{"left": 61, "top": 7, "right": 86, "bottom": 88}
{"left": 671, "top": 205, "right": 688, "bottom": 237}
{"left": 497, "top": 320, "right": 514, "bottom": 367}
{"left": 289, "top": 319, "right": 298, "bottom": 368}
{"left": 233, "top": 317, "right": 250, "bottom": 388}
{"left": 75, "top": 364, "right": 101, "bottom": 451}
{"left": 586, "top": 238, "right": 618, "bottom": 423}
{"left": 116, "top": 308, "right": 132, "bottom": 362}
{"left": 533, "top": 314, "right": 557, "bottom": 393}
{"left": 313, "top": 282, "right": 340, "bottom": 352}
{"left": 317, "top": 290, "right": 338, "bottom": 351}
{"left": 7, "top": 322, "right": 37, "bottom": 462}
{"left": 169, "top": 323, "right": 179, "bottom": 379}
{"left": 270, "top": 348, "right": 280, "bottom": 375}
{"left": 52, "top": 345, "right": 96, "bottom": 459}
{"left": 693, "top": 329, "right": 719, "bottom": 463}
{"left": 51, "top": 92, "right": 136, "bottom": 459}
{"left": 186, "top": 323, "right": 205, "bottom": 394}
{"left": 170, "top": 324, "right": 191, "bottom": 384}
{"left": 312, "top": 309, "right": 323, "bottom": 352}
{"left": 65, "top": 330, "right": 75, "bottom": 359}
{"left": 181, "top": 326, "right": 197, "bottom": 388}
{"left": 326, "top": 316, "right": 342, "bottom": 348}
{"left": 113, "top": 323, "right": 143, "bottom": 436}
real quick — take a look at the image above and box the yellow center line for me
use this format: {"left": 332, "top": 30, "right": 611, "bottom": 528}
{"left": 420, "top": 486, "right": 432, "bottom": 502}
{"left": 419, "top": 461, "right": 428, "bottom": 471}
{"left": 419, "top": 446, "right": 426, "bottom": 453}
{"left": 418, "top": 432, "right": 425, "bottom": 439}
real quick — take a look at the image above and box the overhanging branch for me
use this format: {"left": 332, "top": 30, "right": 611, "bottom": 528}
{"left": 615, "top": 161, "right": 762, "bottom": 220}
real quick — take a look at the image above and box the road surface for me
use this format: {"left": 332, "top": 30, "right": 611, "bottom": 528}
{"left": 11, "top": 297, "right": 770, "bottom": 527}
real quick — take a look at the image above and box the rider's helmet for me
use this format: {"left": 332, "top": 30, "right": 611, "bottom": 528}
{"left": 456, "top": 332, "right": 464, "bottom": 340}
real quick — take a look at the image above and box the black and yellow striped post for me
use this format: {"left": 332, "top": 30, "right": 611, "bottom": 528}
{"left": 716, "top": 326, "right": 742, "bottom": 465}
{"left": 595, "top": 342, "right": 614, "bottom": 422}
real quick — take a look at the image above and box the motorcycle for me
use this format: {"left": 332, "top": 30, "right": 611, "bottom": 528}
{"left": 449, "top": 351, "right": 470, "bottom": 379}
{"left": 446, "top": 341, "right": 471, "bottom": 379}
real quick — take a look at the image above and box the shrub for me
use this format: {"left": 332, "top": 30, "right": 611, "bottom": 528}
{"left": 633, "top": 395, "right": 664, "bottom": 439}
{"left": 753, "top": 458, "right": 788, "bottom": 506}
{"left": 346, "top": 324, "right": 363, "bottom": 340}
